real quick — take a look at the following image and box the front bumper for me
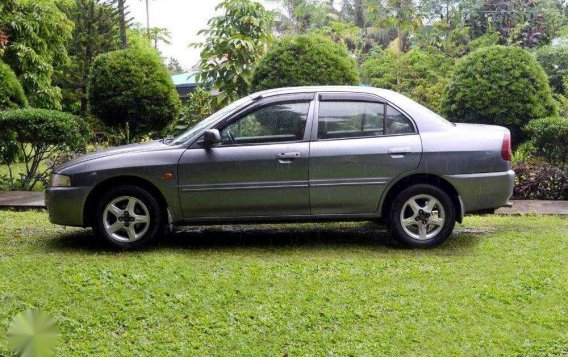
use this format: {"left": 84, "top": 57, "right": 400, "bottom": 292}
{"left": 444, "top": 170, "right": 515, "bottom": 213}
{"left": 45, "top": 186, "right": 91, "bottom": 227}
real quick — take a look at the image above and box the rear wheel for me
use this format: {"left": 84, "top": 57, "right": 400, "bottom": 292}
{"left": 93, "top": 185, "right": 163, "bottom": 249}
{"left": 388, "top": 184, "right": 456, "bottom": 248}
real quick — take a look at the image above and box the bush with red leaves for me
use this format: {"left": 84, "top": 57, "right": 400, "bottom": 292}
{"left": 513, "top": 163, "right": 568, "bottom": 200}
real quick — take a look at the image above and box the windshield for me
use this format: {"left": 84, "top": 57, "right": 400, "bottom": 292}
{"left": 169, "top": 95, "right": 252, "bottom": 145}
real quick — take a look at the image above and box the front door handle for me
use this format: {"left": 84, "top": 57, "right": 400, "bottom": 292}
{"left": 277, "top": 152, "right": 301, "bottom": 159}
{"left": 277, "top": 152, "right": 300, "bottom": 164}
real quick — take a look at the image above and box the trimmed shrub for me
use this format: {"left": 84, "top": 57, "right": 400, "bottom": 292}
{"left": 0, "top": 61, "right": 28, "bottom": 109}
{"left": 441, "top": 46, "right": 557, "bottom": 143}
{"left": 525, "top": 116, "right": 568, "bottom": 169}
{"left": 534, "top": 45, "right": 568, "bottom": 94}
{"left": 88, "top": 48, "right": 181, "bottom": 143}
{"left": 176, "top": 87, "right": 214, "bottom": 132}
{"left": 513, "top": 163, "right": 568, "bottom": 200}
{"left": 0, "top": 109, "right": 91, "bottom": 190}
{"left": 361, "top": 49, "right": 452, "bottom": 112}
{"left": 251, "top": 34, "right": 359, "bottom": 91}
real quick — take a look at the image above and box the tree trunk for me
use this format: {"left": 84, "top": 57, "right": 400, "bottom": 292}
{"left": 118, "top": 0, "right": 128, "bottom": 49}
{"left": 145, "top": 0, "right": 150, "bottom": 38}
{"left": 125, "top": 120, "right": 130, "bottom": 144}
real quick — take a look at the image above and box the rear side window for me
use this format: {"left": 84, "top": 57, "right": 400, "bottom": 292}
{"left": 386, "top": 105, "right": 414, "bottom": 134}
{"left": 317, "top": 101, "right": 385, "bottom": 139}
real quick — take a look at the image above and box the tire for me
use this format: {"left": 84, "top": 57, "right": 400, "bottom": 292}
{"left": 387, "top": 184, "right": 456, "bottom": 248}
{"left": 93, "top": 185, "right": 164, "bottom": 249}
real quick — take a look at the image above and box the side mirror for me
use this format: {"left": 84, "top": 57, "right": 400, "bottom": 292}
{"left": 203, "top": 129, "right": 221, "bottom": 148}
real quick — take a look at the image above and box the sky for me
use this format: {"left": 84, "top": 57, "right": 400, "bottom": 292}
{"left": 128, "top": 0, "right": 273, "bottom": 70}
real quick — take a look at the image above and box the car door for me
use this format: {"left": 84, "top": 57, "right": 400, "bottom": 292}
{"left": 178, "top": 93, "right": 315, "bottom": 219}
{"left": 309, "top": 92, "right": 422, "bottom": 215}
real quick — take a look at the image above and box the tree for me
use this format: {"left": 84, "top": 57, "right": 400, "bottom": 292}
{"left": 113, "top": 0, "right": 129, "bottom": 48}
{"left": 463, "top": 0, "right": 565, "bottom": 48}
{"left": 167, "top": 57, "right": 185, "bottom": 75}
{"left": 175, "top": 87, "right": 214, "bottom": 132}
{"left": 535, "top": 45, "right": 568, "bottom": 94}
{"left": 88, "top": 48, "right": 181, "bottom": 143}
{"left": 0, "top": 60, "right": 28, "bottom": 110}
{"left": 192, "top": 0, "right": 273, "bottom": 106}
{"left": 132, "top": 24, "right": 171, "bottom": 49}
{"left": 251, "top": 34, "right": 360, "bottom": 91}
{"left": 0, "top": 109, "right": 90, "bottom": 190}
{"left": 310, "top": 21, "right": 366, "bottom": 59}
{"left": 0, "top": 0, "right": 73, "bottom": 109}
{"left": 269, "top": 0, "right": 333, "bottom": 34}
{"left": 362, "top": 48, "right": 452, "bottom": 112}
{"left": 57, "top": 0, "right": 122, "bottom": 115}
{"left": 442, "top": 45, "right": 557, "bottom": 143}
{"left": 366, "top": 0, "right": 419, "bottom": 52}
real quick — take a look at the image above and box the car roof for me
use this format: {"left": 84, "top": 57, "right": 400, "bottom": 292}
{"left": 251, "top": 85, "right": 394, "bottom": 99}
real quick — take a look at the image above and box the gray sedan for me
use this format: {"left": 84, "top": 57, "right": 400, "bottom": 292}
{"left": 45, "top": 86, "right": 515, "bottom": 249}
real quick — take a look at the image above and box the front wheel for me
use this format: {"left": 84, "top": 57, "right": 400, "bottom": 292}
{"left": 93, "top": 185, "right": 164, "bottom": 249}
{"left": 388, "top": 184, "right": 456, "bottom": 248}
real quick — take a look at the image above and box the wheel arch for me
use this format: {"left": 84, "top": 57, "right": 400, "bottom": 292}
{"left": 83, "top": 175, "right": 169, "bottom": 227}
{"left": 380, "top": 173, "right": 463, "bottom": 223}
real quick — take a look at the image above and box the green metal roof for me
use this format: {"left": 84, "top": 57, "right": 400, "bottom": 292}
{"left": 171, "top": 71, "right": 200, "bottom": 87}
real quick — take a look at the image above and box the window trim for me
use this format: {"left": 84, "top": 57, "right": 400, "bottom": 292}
{"left": 209, "top": 94, "right": 316, "bottom": 148}
{"left": 311, "top": 92, "right": 418, "bottom": 141}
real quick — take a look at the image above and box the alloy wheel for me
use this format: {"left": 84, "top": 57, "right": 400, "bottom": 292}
{"left": 103, "top": 196, "right": 150, "bottom": 242}
{"left": 399, "top": 194, "right": 445, "bottom": 240}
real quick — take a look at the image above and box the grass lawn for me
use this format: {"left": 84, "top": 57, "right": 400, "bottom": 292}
{"left": 0, "top": 211, "right": 566, "bottom": 356}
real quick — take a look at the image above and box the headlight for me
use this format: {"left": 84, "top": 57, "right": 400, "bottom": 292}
{"left": 49, "top": 174, "right": 71, "bottom": 187}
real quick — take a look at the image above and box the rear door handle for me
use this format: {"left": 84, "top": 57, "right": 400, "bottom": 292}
{"left": 388, "top": 147, "right": 410, "bottom": 157}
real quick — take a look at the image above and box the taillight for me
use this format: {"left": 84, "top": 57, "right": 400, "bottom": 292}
{"left": 501, "top": 132, "right": 512, "bottom": 161}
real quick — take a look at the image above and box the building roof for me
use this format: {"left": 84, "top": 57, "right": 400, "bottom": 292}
{"left": 171, "top": 71, "right": 200, "bottom": 87}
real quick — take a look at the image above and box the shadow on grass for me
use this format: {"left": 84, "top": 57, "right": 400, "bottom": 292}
{"left": 46, "top": 222, "right": 487, "bottom": 255}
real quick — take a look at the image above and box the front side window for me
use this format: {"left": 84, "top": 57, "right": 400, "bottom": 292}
{"left": 220, "top": 101, "right": 310, "bottom": 145}
{"left": 317, "top": 101, "right": 385, "bottom": 139}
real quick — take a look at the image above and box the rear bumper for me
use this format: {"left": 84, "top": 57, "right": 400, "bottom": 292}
{"left": 45, "top": 187, "right": 91, "bottom": 227}
{"left": 444, "top": 170, "right": 515, "bottom": 213}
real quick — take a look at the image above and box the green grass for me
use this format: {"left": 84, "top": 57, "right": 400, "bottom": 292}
{"left": 0, "top": 212, "right": 566, "bottom": 356}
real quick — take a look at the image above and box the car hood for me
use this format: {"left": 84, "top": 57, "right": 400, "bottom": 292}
{"left": 56, "top": 140, "right": 167, "bottom": 171}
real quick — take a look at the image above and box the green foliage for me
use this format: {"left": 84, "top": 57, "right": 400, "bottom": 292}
{"left": 0, "top": 109, "right": 90, "bottom": 190}
{"left": 176, "top": 88, "right": 214, "bottom": 132}
{"left": 464, "top": 0, "right": 564, "bottom": 48}
{"left": 56, "top": 0, "right": 122, "bottom": 115}
{"left": 0, "top": 0, "right": 73, "bottom": 109}
{"left": 167, "top": 58, "right": 185, "bottom": 75}
{"left": 414, "top": 20, "right": 472, "bottom": 58}
{"left": 442, "top": 46, "right": 557, "bottom": 142}
{"left": 534, "top": 45, "right": 568, "bottom": 94}
{"left": 251, "top": 34, "right": 360, "bottom": 91}
{"left": 192, "top": 0, "right": 273, "bottom": 106}
{"left": 0, "top": 61, "right": 28, "bottom": 110}
{"left": 87, "top": 48, "right": 181, "bottom": 143}
{"left": 362, "top": 48, "right": 452, "bottom": 112}
{"left": 269, "top": 0, "right": 333, "bottom": 35}
{"left": 525, "top": 116, "right": 568, "bottom": 168}
{"left": 310, "top": 21, "right": 365, "bottom": 59}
